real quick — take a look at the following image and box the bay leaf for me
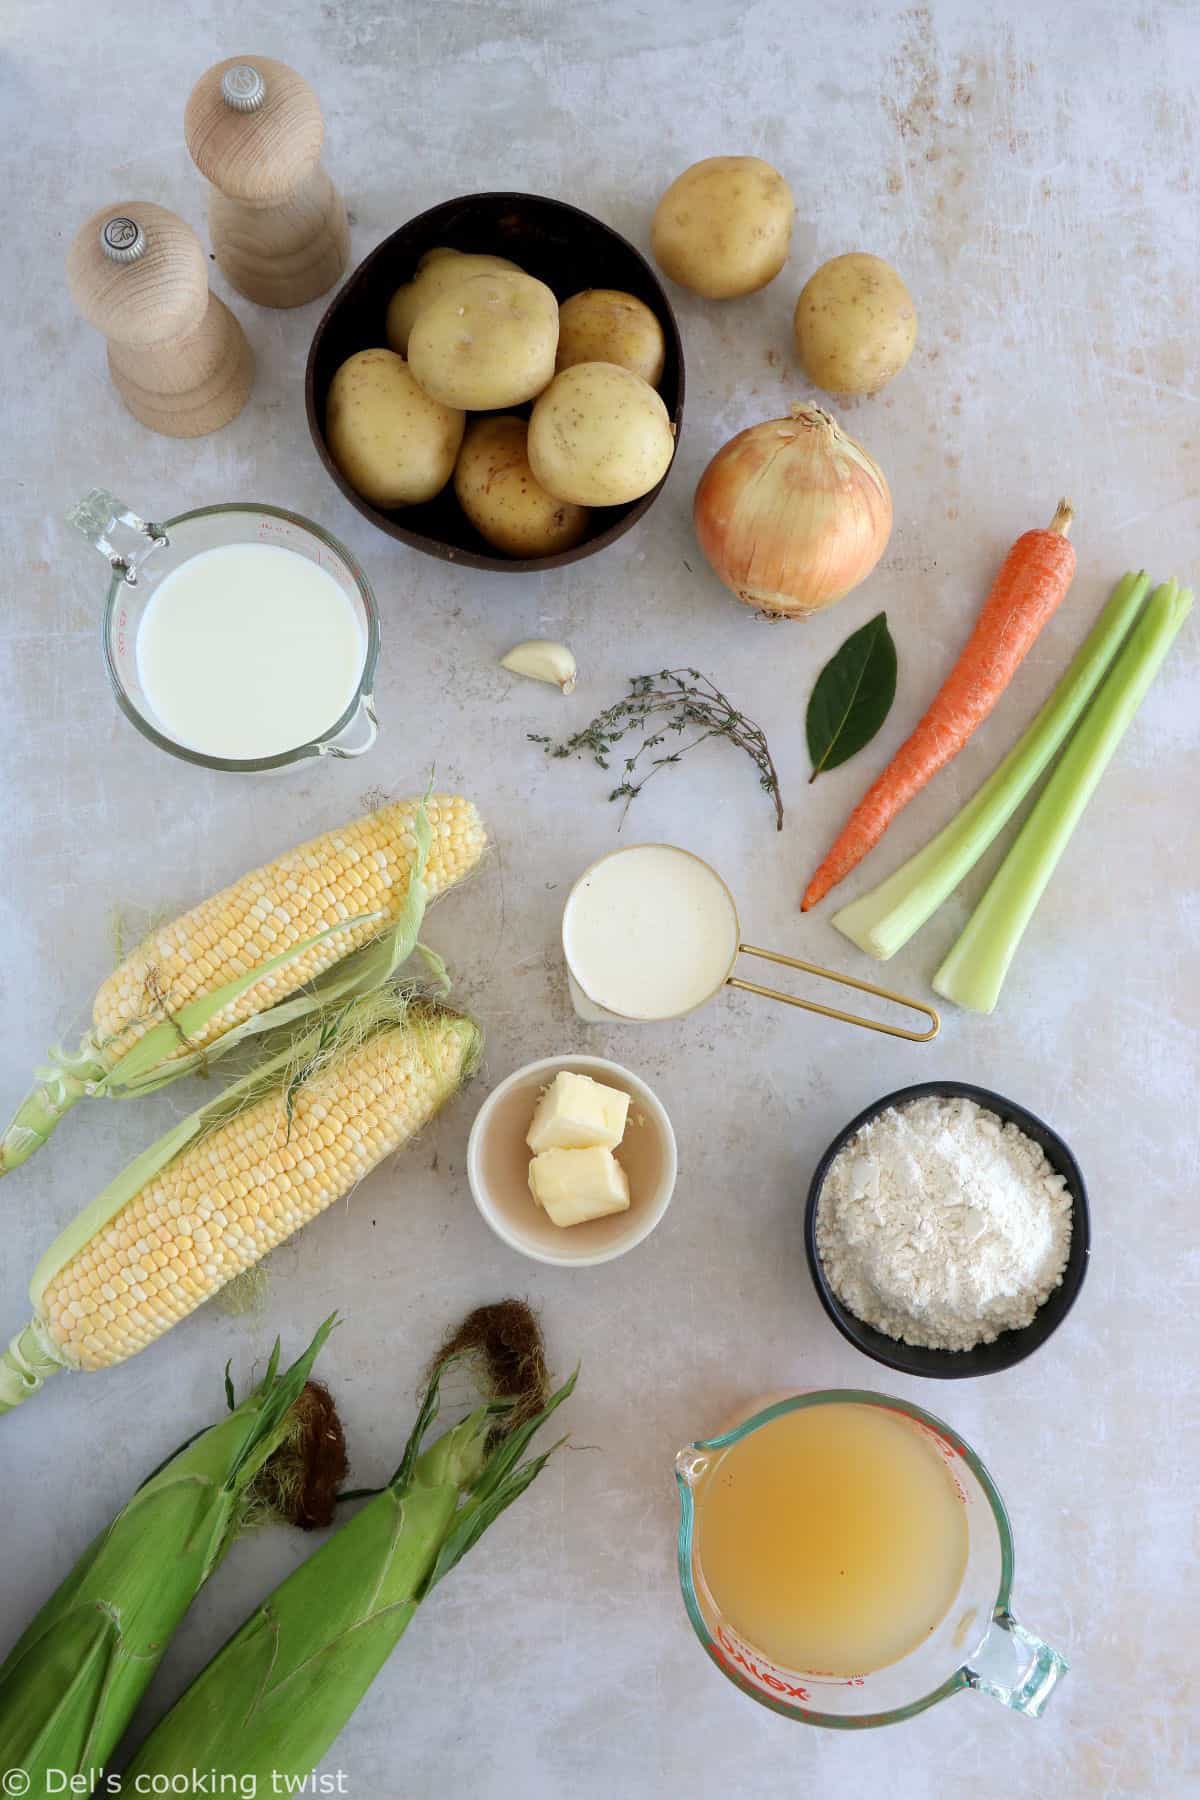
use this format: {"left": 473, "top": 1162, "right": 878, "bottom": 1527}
{"left": 806, "top": 612, "right": 897, "bottom": 781}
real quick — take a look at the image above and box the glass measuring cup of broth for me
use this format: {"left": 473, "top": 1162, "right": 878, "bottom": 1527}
{"left": 561, "top": 844, "right": 939, "bottom": 1041}
{"left": 675, "top": 1391, "right": 1068, "bottom": 1728}
{"left": 70, "top": 489, "right": 380, "bottom": 771}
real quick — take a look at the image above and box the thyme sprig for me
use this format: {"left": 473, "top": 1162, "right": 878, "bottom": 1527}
{"left": 529, "top": 668, "right": 784, "bottom": 830}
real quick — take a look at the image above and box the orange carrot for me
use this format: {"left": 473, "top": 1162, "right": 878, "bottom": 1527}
{"left": 802, "top": 500, "right": 1076, "bottom": 911}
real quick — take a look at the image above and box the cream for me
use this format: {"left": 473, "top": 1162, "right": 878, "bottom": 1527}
{"left": 563, "top": 845, "right": 739, "bottom": 1020}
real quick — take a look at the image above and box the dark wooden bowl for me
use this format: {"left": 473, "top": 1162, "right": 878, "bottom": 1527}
{"left": 305, "top": 192, "right": 686, "bottom": 574}
{"left": 804, "top": 1081, "right": 1091, "bottom": 1379}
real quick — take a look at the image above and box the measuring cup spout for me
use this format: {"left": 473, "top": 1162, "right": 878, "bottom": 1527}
{"left": 962, "top": 1608, "right": 1068, "bottom": 1717}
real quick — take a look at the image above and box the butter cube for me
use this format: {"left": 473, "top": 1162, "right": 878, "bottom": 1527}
{"left": 526, "top": 1070, "right": 630, "bottom": 1154}
{"left": 528, "top": 1147, "right": 631, "bottom": 1228}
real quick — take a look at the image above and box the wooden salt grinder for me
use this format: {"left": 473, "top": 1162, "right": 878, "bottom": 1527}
{"left": 67, "top": 202, "right": 253, "bottom": 438}
{"left": 184, "top": 56, "right": 350, "bottom": 308}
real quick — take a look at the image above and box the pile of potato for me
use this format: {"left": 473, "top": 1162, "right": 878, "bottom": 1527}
{"left": 325, "top": 248, "right": 675, "bottom": 558}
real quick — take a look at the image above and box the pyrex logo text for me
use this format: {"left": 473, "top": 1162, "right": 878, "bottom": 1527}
{"left": 712, "top": 1625, "right": 810, "bottom": 1701}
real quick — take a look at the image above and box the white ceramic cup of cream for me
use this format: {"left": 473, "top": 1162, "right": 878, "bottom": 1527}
{"left": 562, "top": 844, "right": 741, "bottom": 1023}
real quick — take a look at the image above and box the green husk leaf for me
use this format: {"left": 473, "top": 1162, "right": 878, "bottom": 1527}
{"left": 2, "top": 990, "right": 478, "bottom": 1412}
{"left": 0, "top": 801, "right": 437, "bottom": 1176}
{"left": 113, "top": 798, "right": 436, "bottom": 1088}
{"left": 425, "top": 1367, "right": 577, "bottom": 1592}
{"left": 124, "top": 1364, "right": 575, "bottom": 1788}
{"left": 124, "top": 1480, "right": 460, "bottom": 1786}
{"left": 28, "top": 987, "right": 463, "bottom": 1312}
{"left": 391, "top": 1351, "right": 453, "bottom": 1490}
{"left": 0, "top": 913, "right": 389, "bottom": 1178}
{"left": 107, "top": 921, "right": 387, "bottom": 1088}
{"left": 833, "top": 572, "right": 1151, "bottom": 960}
{"left": 806, "top": 613, "right": 898, "bottom": 781}
{"left": 440, "top": 1366, "right": 574, "bottom": 1523}
{"left": 428, "top": 1443, "right": 561, "bottom": 1584}
{"left": 0, "top": 1320, "right": 335, "bottom": 1787}
{"left": 934, "top": 579, "right": 1192, "bottom": 1011}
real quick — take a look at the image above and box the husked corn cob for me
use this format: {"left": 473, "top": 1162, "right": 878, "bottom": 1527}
{"left": 0, "top": 1002, "right": 480, "bottom": 1408}
{"left": 94, "top": 793, "right": 485, "bottom": 1065}
{"left": 1, "top": 794, "right": 486, "bottom": 1177}
{"left": 47, "top": 1012, "right": 476, "bottom": 1372}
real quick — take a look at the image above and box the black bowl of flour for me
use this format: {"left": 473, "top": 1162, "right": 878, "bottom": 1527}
{"left": 804, "top": 1081, "right": 1091, "bottom": 1380}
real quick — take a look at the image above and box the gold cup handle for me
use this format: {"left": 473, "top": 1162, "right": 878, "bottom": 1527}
{"left": 726, "top": 944, "right": 940, "bottom": 1042}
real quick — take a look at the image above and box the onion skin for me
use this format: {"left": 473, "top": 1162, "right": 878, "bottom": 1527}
{"left": 693, "top": 405, "right": 893, "bottom": 618}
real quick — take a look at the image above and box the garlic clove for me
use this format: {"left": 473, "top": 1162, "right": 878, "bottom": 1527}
{"left": 500, "top": 639, "right": 578, "bottom": 693}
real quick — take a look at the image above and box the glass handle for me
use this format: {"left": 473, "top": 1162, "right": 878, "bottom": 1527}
{"left": 67, "top": 489, "right": 168, "bottom": 586}
{"left": 318, "top": 691, "right": 378, "bottom": 760}
{"left": 963, "top": 1608, "right": 1068, "bottom": 1717}
{"left": 673, "top": 1448, "right": 712, "bottom": 1488}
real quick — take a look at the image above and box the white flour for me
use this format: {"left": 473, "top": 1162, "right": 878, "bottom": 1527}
{"left": 815, "top": 1095, "right": 1073, "bottom": 1351}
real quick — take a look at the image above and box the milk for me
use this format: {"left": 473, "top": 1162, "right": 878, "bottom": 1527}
{"left": 135, "top": 542, "right": 366, "bottom": 761}
{"left": 562, "top": 845, "right": 740, "bottom": 1020}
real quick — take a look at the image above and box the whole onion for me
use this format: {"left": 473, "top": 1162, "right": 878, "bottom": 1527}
{"left": 693, "top": 404, "right": 892, "bottom": 618}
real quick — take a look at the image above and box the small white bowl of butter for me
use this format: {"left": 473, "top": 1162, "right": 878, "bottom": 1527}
{"left": 467, "top": 1056, "right": 677, "bottom": 1267}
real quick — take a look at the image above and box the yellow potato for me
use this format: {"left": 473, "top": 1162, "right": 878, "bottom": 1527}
{"left": 325, "top": 348, "right": 464, "bottom": 509}
{"left": 454, "top": 416, "right": 590, "bottom": 558}
{"left": 555, "top": 289, "right": 666, "bottom": 386}
{"left": 385, "top": 247, "right": 523, "bottom": 354}
{"left": 651, "top": 155, "right": 794, "bottom": 299}
{"left": 407, "top": 271, "right": 559, "bottom": 410}
{"left": 527, "top": 362, "right": 675, "bottom": 507}
{"left": 793, "top": 253, "right": 917, "bottom": 395}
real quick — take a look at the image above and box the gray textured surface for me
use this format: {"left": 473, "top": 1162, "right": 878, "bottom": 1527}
{"left": 1, "top": 2, "right": 1197, "bottom": 1795}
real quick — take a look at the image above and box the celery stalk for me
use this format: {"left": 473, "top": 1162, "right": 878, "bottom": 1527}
{"left": 833, "top": 572, "right": 1151, "bottom": 960}
{"left": 934, "top": 580, "right": 1192, "bottom": 1013}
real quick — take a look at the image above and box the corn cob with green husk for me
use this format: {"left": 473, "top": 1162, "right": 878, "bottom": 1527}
{"left": 0, "top": 994, "right": 481, "bottom": 1412}
{"left": 124, "top": 1351, "right": 576, "bottom": 1789}
{"left": 0, "top": 1319, "right": 335, "bottom": 1791}
{"left": 0, "top": 793, "right": 486, "bottom": 1176}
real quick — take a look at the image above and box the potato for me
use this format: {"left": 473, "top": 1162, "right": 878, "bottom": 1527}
{"left": 651, "top": 155, "right": 793, "bottom": 299}
{"left": 454, "top": 416, "right": 590, "bottom": 558}
{"left": 527, "top": 362, "right": 675, "bottom": 507}
{"left": 406, "top": 271, "right": 559, "bottom": 410}
{"left": 793, "top": 253, "right": 917, "bottom": 395}
{"left": 385, "top": 247, "right": 522, "bottom": 354}
{"left": 325, "top": 348, "right": 464, "bottom": 509}
{"left": 555, "top": 288, "right": 666, "bottom": 386}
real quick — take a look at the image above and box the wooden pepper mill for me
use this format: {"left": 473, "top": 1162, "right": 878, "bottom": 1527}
{"left": 184, "top": 55, "right": 350, "bottom": 308}
{"left": 67, "top": 201, "right": 254, "bottom": 438}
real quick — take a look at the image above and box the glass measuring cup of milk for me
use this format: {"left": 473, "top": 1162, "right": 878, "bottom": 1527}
{"left": 562, "top": 844, "right": 939, "bottom": 1041}
{"left": 676, "top": 1391, "right": 1068, "bottom": 1728}
{"left": 70, "top": 490, "right": 380, "bottom": 771}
